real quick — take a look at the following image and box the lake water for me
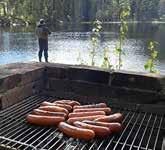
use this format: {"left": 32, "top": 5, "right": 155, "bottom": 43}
{"left": 0, "top": 23, "right": 165, "bottom": 74}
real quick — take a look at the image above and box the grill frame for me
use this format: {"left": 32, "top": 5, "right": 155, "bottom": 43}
{"left": 0, "top": 94, "right": 165, "bottom": 150}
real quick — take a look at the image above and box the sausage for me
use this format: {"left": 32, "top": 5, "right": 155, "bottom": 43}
{"left": 94, "top": 113, "right": 123, "bottom": 122}
{"left": 55, "top": 100, "right": 72, "bottom": 103}
{"left": 41, "top": 101, "right": 72, "bottom": 112}
{"left": 54, "top": 101, "right": 72, "bottom": 107}
{"left": 58, "top": 122, "right": 95, "bottom": 141}
{"left": 26, "top": 114, "right": 65, "bottom": 126}
{"left": 54, "top": 100, "right": 80, "bottom": 107}
{"left": 73, "top": 107, "right": 111, "bottom": 115}
{"left": 68, "top": 111, "right": 105, "bottom": 118}
{"left": 69, "top": 100, "right": 81, "bottom": 107}
{"left": 32, "top": 109, "right": 67, "bottom": 118}
{"left": 73, "top": 121, "right": 110, "bottom": 137}
{"left": 39, "top": 106, "right": 69, "bottom": 115}
{"left": 53, "top": 103, "right": 72, "bottom": 112}
{"left": 67, "top": 115, "right": 105, "bottom": 124}
{"left": 83, "top": 120, "right": 123, "bottom": 133}
{"left": 73, "top": 103, "right": 107, "bottom": 109}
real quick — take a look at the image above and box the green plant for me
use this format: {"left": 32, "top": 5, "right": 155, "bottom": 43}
{"left": 101, "top": 47, "right": 113, "bottom": 69}
{"left": 77, "top": 50, "right": 83, "bottom": 64}
{"left": 90, "top": 19, "right": 102, "bottom": 66}
{"left": 144, "top": 41, "right": 159, "bottom": 73}
{"left": 77, "top": 50, "right": 87, "bottom": 65}
{"left": 115, "top": 2, "right": 130, "bottom": 69}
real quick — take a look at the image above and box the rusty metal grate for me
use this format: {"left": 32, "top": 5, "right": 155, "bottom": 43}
{"left": 0, "top": 95, "right": 164, "bottom": 150}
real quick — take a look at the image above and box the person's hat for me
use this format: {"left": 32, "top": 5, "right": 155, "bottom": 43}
{"left": 39, "top": 19, "right": 45, "bottom": 25}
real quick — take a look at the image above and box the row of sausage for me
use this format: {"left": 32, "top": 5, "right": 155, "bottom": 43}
{"left": 26, "top": 100, "right": 124, "bottom": 140}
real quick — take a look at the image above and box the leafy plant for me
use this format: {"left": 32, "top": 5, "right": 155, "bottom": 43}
{"left": 90, "top": 19, "right": 102, "bottom": 66}
{"left": 77, "top": 50, "right": 83, "bottom": 65}
{"left": 101, "top": 47, "right": 113, "bottom": 69}
{"left": 144, "top": 41, "right": 159, "bottom": 73}
{"left": 115, "top": 1, "right": 130, "bottom": 69}
{"left": 77, "top": 50, "right": 87, "bottom": 65}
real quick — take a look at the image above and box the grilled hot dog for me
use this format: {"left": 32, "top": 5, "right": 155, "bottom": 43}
{"left": 54, "top": 100, "right": 72, "bottom": 103}
{"left": 58, "top": 122, "right": 95, "bottom": 141}
{"left": 67, "top": 115, "right": 105, "bottom": 124}
{"left": 41, "top": 101, "right": 72, "bottom": 112}
{"left": 68, "top": 111, "right": 105, "bottom": 118}
{"left": 39, "top": 106, "right": 69, "bottom": 115}
{"left": 73, "top": 107, "right": 111, "bottom": 115}
{"left": 73, "top": 121, "right": 110, "bottom": 137}
{"left": 83, "top": 120, "right": 123, "bottom": 133}
{"left": 73, "top": 103, "right": 107, "bottom": 109}
{"left": 54, "top": 100, "right": 80, "bottom": 107}
{"left": 94, "top": 113, "right": 123, "bottom": 122}
{"left": 32, "top": 109, "right": 67, "bottom": 118}
{"left": 26, "top": 114, "right": 65, "bottom": 126}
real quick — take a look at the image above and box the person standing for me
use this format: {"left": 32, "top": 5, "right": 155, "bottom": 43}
{"left": 35, "top": 19, "right": 51, "bottom": 62}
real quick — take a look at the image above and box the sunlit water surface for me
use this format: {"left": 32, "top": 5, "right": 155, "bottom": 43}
{"left": 0, "top": 23, "right": 165, "bottom": 74}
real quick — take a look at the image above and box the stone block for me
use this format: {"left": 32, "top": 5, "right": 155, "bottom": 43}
{"left": 159, "top": 77, "right": 165, "bottom": 95}
{"left": 48, "top": 78, "right": 70, "bottom": 92}
{"left": 0, "top": 74, "right": 21, "bottom": 93}
{"left": 68, "top": 80, "right": 101, "bottom": 96}
{"left": 0, "top": 62, "right": 44, "bottom": 75}
{"left": 46, "top": 66, "right": 68, "bottom": 79}
{"left": 111, "top": 86, "right": 159, "bottom": 104}
{"left": 0, "top": 80, "right": 44, "bottom": 110}
{"left": 20, "top": 68, "right": 45, "bottom": 85}
{"left": 111, "top": 70, "right": 165, "bottom": 92}
{"left": 68, "top": 68, "right": 110, "bottom": 84}
{"left": 0, "top": 62, "right": 45, "bottom": 92}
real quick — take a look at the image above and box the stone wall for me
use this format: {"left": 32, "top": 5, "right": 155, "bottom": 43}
{"left": 0, "top": 62, "right": 165, "bottom": 110}
{"left": 44, "top": 63, "right": 165, "bottom": 105}
{"left": 0, "top": 62, "right": 45, "bottom": 109}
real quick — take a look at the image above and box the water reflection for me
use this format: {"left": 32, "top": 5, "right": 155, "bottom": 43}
{"left": 0, "top": 23, "right": 165, "bottom": 74}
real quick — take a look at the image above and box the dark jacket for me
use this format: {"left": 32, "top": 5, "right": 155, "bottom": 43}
{"left": 35, "top": 24, "right": 51, "bottom": 40}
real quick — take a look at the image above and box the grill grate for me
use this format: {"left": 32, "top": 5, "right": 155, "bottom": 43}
{"left": 0, "top": 95, "right": 164, "bottom": 150}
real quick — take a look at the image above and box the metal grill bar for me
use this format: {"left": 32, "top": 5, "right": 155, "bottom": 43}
{"left": 0, "top": 97, "right": 49, "bottom": 141}
{"left": 12, "top": 127, "right": 46, "bottom": 148}
{"left": 64, "top": 140, "right": 78, "bottom": 150}
{"left": 129, "top": 113, "right": 148, "bottom": 150}
{"left": 120, "top": 113, "right": 145, "bottom": 150}
{"left": 23, "top": 128, "right": 54, "bottom": 149}
{"left": 0, "top": 136, "right": 36, "bottom": 150}
{"left": 153, "top": 117, "right": 163, "bottom": 150}
{"left": 79, "top": 109, "right": 129, "bottom": 150}
{"left": 0, "top": 95, "right": 52, "bottom": 149}
{"left": 0, "top": 95, "right": 38, "bottom": 114}
{"left": 97, "top": 111, "right": 131, "bottom": 150}
{"left": 88, "top": 140, "right": 98, "bottom": 150}
{"left": 1, "top": 123, "right": 28, "bottom": 138}
{"left": 72, "top": 142, "right": 82, "bottom": 150}
{"left": 0, "top": 95, "right": 40, "bottom": 122}
{"left": 47, "top": 133, "right": 64, "bottom": 150}
{"left": 96, "top": 140, "right": 104, "bottom": 150}
{"left": 56, "top": 141, "right": 66, "bottom": 150}
{"left": 137, "top": 114, "right": 153, "bottom": 150}
{"left": 0, "top": 96, "right": 44, "bottom": 132}
{"left": 1, "top": 96, "right": 51, "bottom": 130}
{"left": 0, "top": 95, "right": 164, "bottom": 150}
{"left": 106, "top": 111, "right": 136, "bottom": 150}
{"left": 80, "top": 143, "right": 88, "bottom": 150}
{"left": 40, "top": 130, "right": 62, "bottom": 149}
{"left": 34, "top": 128, "right": 59, "bottom": 148}
{"left": 145, "top": 115, "right": 158, "bottom": 149}
{"left": 21, "top": 128, "right": 54, "bottom": 148}
{"left": 1, "top": 126, "right": 33, "bottom": 145}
